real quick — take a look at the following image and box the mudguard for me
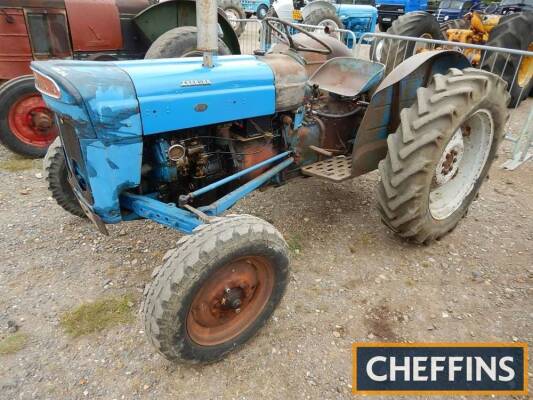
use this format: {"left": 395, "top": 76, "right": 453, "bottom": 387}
{"left": 351, "top": 50, "right": 471, "bottom": 177}
{"left": 133, "top": 0, "right": 241, "bottom": 55}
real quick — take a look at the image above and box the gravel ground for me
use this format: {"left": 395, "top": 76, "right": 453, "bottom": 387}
{"left": 0, "top": 97, "right": 532, "bottom": 399}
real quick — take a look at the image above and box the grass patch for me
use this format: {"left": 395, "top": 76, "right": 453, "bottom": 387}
{"left": 61, "top": 295, "right": 135, "bottom": 337}
{"left": 0, "top": 157, "right": 41, "bottom": 172}
{"left": 0, "top": 333, "right": 28, "bottom": 355}
{"left": 287, "top": 234, "right": 304, "bottom": 255}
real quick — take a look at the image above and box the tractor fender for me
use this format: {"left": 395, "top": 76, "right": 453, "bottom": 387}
{"left": 302, "top": 1, "right": 338, "bottom": 20}
{"left": 351, "top": 50, "right": 471, "bottom": 177}
{"left": 132, "top": 0, "right": 241, "bottom": 55}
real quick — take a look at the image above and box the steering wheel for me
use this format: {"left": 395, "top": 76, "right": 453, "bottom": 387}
{"left": 264, "top": 17, "right": 333, "bottom": 55}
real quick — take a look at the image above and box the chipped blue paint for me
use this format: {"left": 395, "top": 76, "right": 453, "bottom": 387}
{"left": 31, "top": 55, "right": 277, "bottom": 227}
{"left": 31, "top": 61, "right": 144, "bottom": 223}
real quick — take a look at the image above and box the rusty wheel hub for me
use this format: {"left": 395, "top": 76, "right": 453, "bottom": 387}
{"left": 434, "top": 128, "right": 465, "bottom": 186}
{"left": 186, "top": 256, "right": 275, "bottom": 346}
{"left": 430, "top": 109, "right": 494, "bottom": 220}
{"left": 29, "top": 108, "right": 54, "bottom": 132}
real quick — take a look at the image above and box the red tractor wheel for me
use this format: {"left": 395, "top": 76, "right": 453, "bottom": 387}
{"left": 0, "top": 75, "right": 58, "bottom": 158}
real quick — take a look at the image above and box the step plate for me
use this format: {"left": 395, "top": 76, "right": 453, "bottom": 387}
{"left": 301, "top": 156, "right": 352, "bottom": 182}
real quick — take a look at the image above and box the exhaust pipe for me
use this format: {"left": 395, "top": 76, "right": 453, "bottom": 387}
{"left": 196, "top": 0, "right": 218, "bottom": 68}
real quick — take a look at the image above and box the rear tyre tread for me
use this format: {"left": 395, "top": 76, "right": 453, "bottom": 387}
{"left": 376, "top": 68, "right": 509, "bottom": 243}
{"left": 43, "top": 137, "right": 86, "bottom": 218}
{"left": 380, "top": 12, "right": 444, "bottom": 74}
{"left": 145, "top": 27, "right": 232, "bottom": 59}
{"left": 481, "top": 12, "right": 533, "bottom": 107}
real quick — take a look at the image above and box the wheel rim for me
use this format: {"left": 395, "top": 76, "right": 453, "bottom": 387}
{"left": 181, "top": 50, "right": 204, "bottom": 57}
{"left": 429, "top": 109, "right": 494, "bottom": 220}
{"left": 374, "top": 39, "right": 384, "bottom": 61}
{"left": 317, "top": 19, "right": 340, "bottom": 40}
{"left": 7, "top": 94, "right": 57, "bottom": 148}
{"left": 186, "top": 255, "right": 275, "bottom": 346}
{"left": 517, "top": 43, "right": 533, "bottom": 88}
{"left": 225, "top": 9, "right": 241, "bottom": 29}
{"left": 258, "top": 7, "right": 267, "bottom": 19}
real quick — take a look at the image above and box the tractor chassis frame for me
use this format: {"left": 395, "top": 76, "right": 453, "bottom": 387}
{"left": 108, "top": 152, "right": 295, "bottom": 235}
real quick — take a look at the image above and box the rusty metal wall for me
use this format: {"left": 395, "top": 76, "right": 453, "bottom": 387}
{"left": 0, "top": 8, "right": 32, "bottom": 80}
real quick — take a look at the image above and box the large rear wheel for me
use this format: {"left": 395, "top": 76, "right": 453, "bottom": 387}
{"left": 142, "top": 215, "right": 290, "bottom": 363}
{"left": 482, "top": 12, "right": 533, "bottom": 107}
{"left": 303, "top": 8, "right": 345, "bottom": 40}
{"left": 218, "top": 0, "right": 246, "bottom": 36}
{"left": 145, "top": 27, "right": 232, "bottom": 59}
{"left": 377, "top": 68, "right": 509, "bottom": 244}
{"left": 0, "top": 76, "right": 58, "bottom": 158}
{"left": 379, "top": 12, "right": 444, "bottom": 74}
{"left": 439, "top": 18, "right": 470, "bottom": 38}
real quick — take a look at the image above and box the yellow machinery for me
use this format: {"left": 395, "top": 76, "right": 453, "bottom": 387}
{"left": 443, "top": 11, "right": 532, "bottom": 106}
{"left": 445, "top": 12, "right": 500, "bottom": 64}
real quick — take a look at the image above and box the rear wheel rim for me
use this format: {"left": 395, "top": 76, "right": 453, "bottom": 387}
{"left": 7, "top": 94, "right": 57, "bottom": 148}
{"left": 317, "top": 19, "right": 340, "bottom": 40}
{"left": 429, "top": 109, "right": 494, "bottom": 220}
{"left": 225, "top": 9, "right": 241, "bottom": 29}
{"left": 186, "top": 255, "right": 275, "bottom": 346}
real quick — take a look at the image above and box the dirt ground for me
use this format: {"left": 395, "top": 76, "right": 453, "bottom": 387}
{"left": 0, "top": 93, "right": 532, "bottom": 399}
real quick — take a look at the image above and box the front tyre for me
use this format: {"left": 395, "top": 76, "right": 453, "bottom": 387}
{"left": 142, "top": 215, "right": 290, "bottom": 363}
{"left": 377, "top": 68, "right": 509, "bottom": 244}
{"left": 43, "top": 137, "right": 86, "bottom": 218}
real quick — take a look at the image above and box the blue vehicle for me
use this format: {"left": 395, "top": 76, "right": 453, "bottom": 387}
{"left": 375, "top": 0, "right": 428, "bottom": 31}
{"left": 35, "top": 0, "right": 508, "bottom": 364}
{"left": 273, "top": 0, "right": 377, "bottom": 45}
{"left": 241, "top": 0, "right": 271, "bottom": 18}
{"left": 435, "top": 0, "right": 482, "bottom": 22}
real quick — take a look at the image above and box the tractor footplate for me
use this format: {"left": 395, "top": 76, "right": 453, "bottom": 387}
{"left": 301, "top": 156, "right": 352, "bottom": 182}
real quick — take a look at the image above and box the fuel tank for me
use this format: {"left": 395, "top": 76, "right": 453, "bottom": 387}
{"left": 258, "top": 53, "right": 308, "bottom": 111}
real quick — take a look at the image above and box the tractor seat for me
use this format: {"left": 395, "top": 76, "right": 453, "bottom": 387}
{"left": 308, "top": 57, "right": 385, "bottom": 98}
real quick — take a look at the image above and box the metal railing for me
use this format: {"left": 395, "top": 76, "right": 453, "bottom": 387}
{"left": 231, "top": 17, "right": 358, "bottom": 55}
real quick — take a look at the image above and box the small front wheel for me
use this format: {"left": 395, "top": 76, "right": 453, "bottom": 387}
{"left": 43, "top": 137, "right": 86, "bottom": 218}
{"left": 142, "top": 215, "right": 289, "bottom": 363}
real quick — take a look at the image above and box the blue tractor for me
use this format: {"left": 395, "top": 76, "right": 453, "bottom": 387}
{"left": 435, "top": 0, "right": 483, "bottom": 22}
{"left": 375, "top": 0, "right": 428, "bottom": 31}
{"left": 35, "top": 0, "right": 509, "bottom": 363}
{"left": 241, "top": 0, "right": 272, "bottom": 18}
{"left": 272, "top": 0, "right": 378, "bottom": 45}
